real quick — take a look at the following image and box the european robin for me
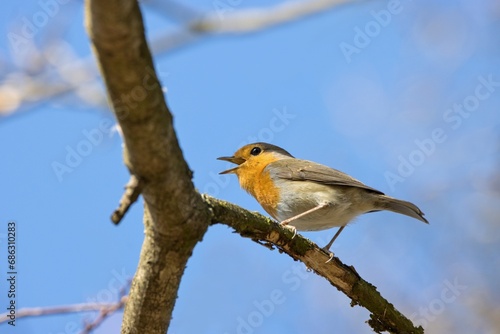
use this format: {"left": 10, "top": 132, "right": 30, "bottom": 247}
{"left": 218, "top": 142, "right": 428, "bottom": 252}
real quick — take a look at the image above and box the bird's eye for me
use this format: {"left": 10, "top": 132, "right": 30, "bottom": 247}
{"left": 250, "top": 147, "right": 262, "bottom": 156}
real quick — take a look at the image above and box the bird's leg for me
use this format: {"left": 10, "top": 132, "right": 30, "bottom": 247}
{"left": 279, "top": 202, "right": 330, "bottom": 240}
{"left": 323, "top": 225, "right": 345, "bottom": 252}
{"left": 322, "top": 226, "right": 346, "bottom": 263}
{"left": 280, "top": 202, "right": 331, "bottom": 226}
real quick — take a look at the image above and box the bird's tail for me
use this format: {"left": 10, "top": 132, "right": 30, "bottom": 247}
{"left": 374, "top": 195, "right": 429, "bottom": 224}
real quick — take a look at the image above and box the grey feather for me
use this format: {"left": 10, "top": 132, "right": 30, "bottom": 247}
{"left": 269, "top": 159, "right": 384, "bottom": 195}
{"left": 375, "top": 195, "right": 429, "bottom": 224}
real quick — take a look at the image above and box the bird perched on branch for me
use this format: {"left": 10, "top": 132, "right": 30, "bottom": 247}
{"left": 218, "top": 142, "right": 428, "bottom": 252}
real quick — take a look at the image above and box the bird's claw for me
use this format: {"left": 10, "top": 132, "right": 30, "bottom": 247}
{"left": 322, "top": 247, "right": 335, "bottom": 263}
{"left": 280, "top": 222, "right": 297, "bottom": 239}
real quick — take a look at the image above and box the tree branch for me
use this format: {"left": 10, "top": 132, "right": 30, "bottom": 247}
{"left": 85, "top": 1, "right": 210, "bottom": 333}
{"left": 0, "top": 298, "right": 127, "bottom": 323}
{"left": 111, "top": 175, "right": 143, "bottom": 225}
{"left": 3, "top": 0, "right": 358, "bottom": 119}
{"left": 202, "top": 194, "right": 424, "bottom": 334}
{"left": 82, "top": 296, "right": 128, "bottom": 334}
{"left": 191, "top": 0, "right": 355, "bottom": 33}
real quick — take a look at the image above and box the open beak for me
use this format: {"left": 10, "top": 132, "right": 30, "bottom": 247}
{"left": 217, "top": 156, "right": 245, "bottom": 174}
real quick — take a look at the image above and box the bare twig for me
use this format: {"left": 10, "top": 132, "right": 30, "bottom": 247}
{"left": 0, "top": 298, "right": 127, "bottom": 324}
{"left": 111, "top": 175, "right": 143, "bottom": 225}
{"left": 191, "top": 0, "right": 355, "bottom": 33}
{"left": 2, "top": 0, "right": 358, "bottom": 118}
{"left": 1, "top": 281, "right": 130, "bottom": 334}
{"left": 81, "top": 296, "right": 128, "bottom": 334}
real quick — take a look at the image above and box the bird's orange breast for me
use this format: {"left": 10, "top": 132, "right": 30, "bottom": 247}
{"left": 236, "top": 157, "right": 281, "bottom": 219}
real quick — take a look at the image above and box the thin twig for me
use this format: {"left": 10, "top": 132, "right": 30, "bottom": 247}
{"left": 0, "top": 299, "right": 127, "bottom": 323}
{"left": 191, "top": 0, "right": 355, "bottom": 33}
{"left": 81, "top": 296, "right": 128, "bottom": 334}
{"left": 111, "top": 175, "right": 143, "bottom": 225}
{"left": 2, "top": 0, "right": 358, "bottom": 118}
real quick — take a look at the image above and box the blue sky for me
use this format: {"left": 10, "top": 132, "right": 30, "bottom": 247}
{"left": 1, "top": 0, "right": 499, "bottom": 333}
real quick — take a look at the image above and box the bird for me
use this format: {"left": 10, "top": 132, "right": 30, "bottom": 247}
{"left": 218, "top": 142, "right": 428, "bottom": 252}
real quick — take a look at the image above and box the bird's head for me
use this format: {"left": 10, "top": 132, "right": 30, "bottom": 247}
{"left": 218, "top": 142, "right": 293, "bottom": 175}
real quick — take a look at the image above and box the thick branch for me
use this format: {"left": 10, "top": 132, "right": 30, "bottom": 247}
{"left": 85, "top": 1, "right": 210, "bottom": 333}
{"left": 202, "top": 194, "right": 423, "bottom": 334}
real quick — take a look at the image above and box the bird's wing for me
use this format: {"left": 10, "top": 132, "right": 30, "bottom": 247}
{"left": 268, "top": 159, "right": 384, "bottom": 195}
